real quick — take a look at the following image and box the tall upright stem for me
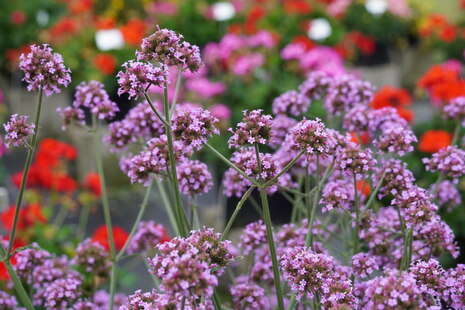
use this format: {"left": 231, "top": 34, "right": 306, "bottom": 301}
{"left": 7, "top": 89, "right": 43, "bottom": 256}
{"left": 305, "top": 155, "right": 320, "bottom": 247}
{"left": 352, "top": 174, "right": 360, "bottom": 255}
{"left": 92, "top": 115, "right": 117, "bottom": 310}
{"left": 220, "top": 186, "right": 256, "bottom": 241}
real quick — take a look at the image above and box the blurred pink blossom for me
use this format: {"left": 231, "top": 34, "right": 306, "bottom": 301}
{"left": 327, "top": 0, "right": 352, "bottom": 17}
{"left": 300, "top": 46, "right": 346, "bottom": 76}
{"left": 186, "top": 78, "right": 226, "bottom": 98}
{"left": 281, "top": 43, "right": 307, "bottom": 61}
{"left": 233, "top": 53, "right": 264, "bottom": 75}
{"left": 209, "top": 103, "right": 231, "bottom": 121}
{"left": 248, "top": 30, "right": 276, "bottom": 49}
{"left": 387, "top": 0, "right": 411, "bottom": 18}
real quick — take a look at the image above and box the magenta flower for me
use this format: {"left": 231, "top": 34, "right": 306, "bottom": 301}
{"left": 230, "top": 276, "right": 266, "bottom": 310}
{"left": 352, "top": 252, "right": 379, "bottom": 278}
{"left": 117, "top": 61, "right": 168, "bottom": 99}
{"left": 443, "top": 96, "right": 465, "bottom": 126}
{"left": 73, "top": 80, "right": 119, "bottom": 120}
{"left": 127, "top": 220, "right": 167, "bottom": 255}
{"left": 423, "top": 146, "right": 465, "bottom": 182}
{"left": 56, "top": 106, "right": 85, "bottom": 130}
{"left": 287, "top": 118, "right": 336, "bottom": 156}
{"left": 272, "top": 90, "right": 310, "bottom": 116}
{"left": 72, "top": 239, "right": 111, "bottom": 277}
{"left": 3, "top": 114, "right": 35, "bottom": 147}
{"left": 177, "top": 160, "right": 213, "bottom": 197}
{"left": 228, "top": 109, "right": 273, "bottom": 148}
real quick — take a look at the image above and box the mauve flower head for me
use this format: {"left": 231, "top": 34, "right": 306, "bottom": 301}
{"left": 230, "top": 275, "right": 266, "bottom": 310}
{"left": 418, "top": 215, "right": 459, "bottom": 259}
{"left": 288, "top": 118, "right": 336, "bottom": 156}
{"left": 14, "top": 244, "right": 51, "bottom": 284}
{"left": 186, "top": 77, "right": 226, "bottom": 98}
{"left": 73, "top": 80, "right": 119, "bottom": 120}
{"left": 374, "top": 124, "right": 417, "bottom": 156}
{"left": 423, "top": 146, "right": 465, "bottom": 182}
{"left": 42, "top": 276, "right": 82, "bottom": 310}
{"left": 127, "top": 220, "right": 168, "bottom": 254}
{"left": 0, "top": 290, "right": 18, "bottom": 309}
{"left": 56, "top": 106, "right": 85, "bottom": 130}
{"left": 298, "top": 71, "right": 333, "bottom": 101}
{"left": 281, "top": 42, "right": 307, "bottom": 61}
{"left": 117, "top": 61, "right": 168, "bottom": 99}
{"left": 93, "top": 290, "right": 127, "bottom": 309}
{"left": 391, "top": 186, "right": 438, "bottom": 228}
{"left": 300, "top": 46, "right": 346, "bottom": 77}
{"left": 248, "top": 30, "right": 276, "bottom": 49}
{"left": 324, "top": 74, "right": 375, "bottom": 116}
{"left": 337, "top": 142, "right": 376, "bottom": 178}
{"left": 239, "top": 220, "right": 267, "bottom": 256}
{"left": 172, "top": 107, "right": 219, "bottom": 151}
{"left": 19, "top": 44, "right": 71, "bottom": 96}
{"left": 72, "top": 238, "right": 111, "bottom": 278}
{"left": 375, "top": 159, "right": 416, "bottom": 199}
{"left": 443, "top": 264, "right": 465, "bottom": 309}
{"left": 443, "top": 96, "right": 465, "bottom": 126}
{"left": 177, "top": 160, "right": 213, "bottom": 197}
{"left": 232, "top": 53, "right": 264, "bottom": 76}
{"left": 352, "top": 252, "right": 379, "bottom": 278}
{"left": 208, "top": 103, "right": 231, "bottom": 121}
{"left": 270, "top": 115, "right": 298, "bottom": 149}
{"left": 272, "top": 90, "right": 310, "bottom": 116}
{"left": 125, "top": 100, "right": 165, "bottom": 138}
{"left": 370, "top": 106, "right": 408, "bottom": 134}
{"left": 139, "top": 27, "right": 203, "bottom": 73}
{"left": 432, "top": 180, "right": 462, "bottom": 211}
{"left": 3, "top": 114, "right": 35, "bottom": 147}
{"left": 120, "top": 289, "right": 157, "bottom": 310}
{"left": 228, "top": 109, "right": 273, "bottom": 148}
{"left": 320, "top": 179, "right": 354, "bottom": 213}
{"left": 409, "top": 259, "right": 445, "bottom": 299}
{"left": 343, "top": 104, "right": 374, "bottom": 133}
{"left": 103, "top": 120, "right": 137, "bottom": 152}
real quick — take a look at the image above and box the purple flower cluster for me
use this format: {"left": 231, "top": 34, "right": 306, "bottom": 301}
{"left": 127, "top": 220, "right": 168, "bottom": 254}
{"left": 287, "top": 118, "right": 336, "bottom": 156}
{"left": 172, "top": 107, "right": 219, "bottom": 151}
{"left": 373, "top": 124, "right": 417, "bottom": 156}
{"left": 230, "top": 276, "right": 266, "bottom": 310}
{"left": 14, "top": 244, "right": 51, "bottom": 283}
{"left": 270, "top": 115, "right": 298, "bottom": 149}
{"left": 443, "top": 96, "right": 465, "bottom": 126}
{"left": 56, "top": 106, "right": 85, "bottom": 130}
{"left": 43, "top": 276, "right": 82, "bottom": 309}
{"left": 423, "top": 146, "right": 465, "bottom": 182}
{"left": 0, "top": 290, "right": 18, "bottom": 309}
{"left": 272, "top": 90, "right": 310, "bottom": 116}
{"left": 3, "top": 114, "right": 35, "bottom": 147}
{"left": 138, "top": 27, "right": 202, "bottom": 73}
{"left": 320, "top": 179, "right": 354, "bottom": 213}
{"left": 338, "top": 142, "right": 376, "bottom": 178}
{"left": 176, "top": 160, "right": 213, "bottom": 197}
{"left": 228, "top": 110, "right": 273, "bottom": 148}
{"left": 19, "top": 44, "right": 71, "bottom": 96}
{"left": 238, "top": 220, "right": 267, "bottom": 255}
{"left": 72, "top": 239, "right": 111, "bottom": 277}
{"left": 343, "top": 104, "right": 373, "bottom": 133}
{"left": 298, "top": 71, "right": 333, "bottom": 100}
{"left": 432, "top": 180, "right": 462, "bottom": 211}
{"left": 72, "top": 80, "right": 119, "bottom": 120}
{"left": 117, "top": 61, "right": 168, "bottom": 99}
{"left": 352, "top": 252, "right": 379, "bottom": 278}
{"left": 375, "top": 159, "right": 416, "bottom": 198}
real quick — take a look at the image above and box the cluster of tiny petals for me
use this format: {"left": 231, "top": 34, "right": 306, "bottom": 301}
{"left": 320, "top": 179, "right": 354, "bottom": 213}
{"left": 432, "top": 180, "right": 462, "bottom": 211}
{"left": 288, "top": 118, "right": 336, "bottom": 155}
{"left": 270, "top": 115, "right": 298, "bottom": 149}
{"left": 137, "top": 27, "right": 203, "bottom": 73}
{"left": 0, "top": 290, "right": 18, "bottom": 309}
{"left": 423, "top": 146, "right": 465, "bottom": 182}
{"left": 352, "top": 252, "right": 379, "bottom": 278}
{"left": 409, "top": 259, "right": 445, "bottom": 297}
{"left": 19, "top": 44, "right": 71, "bottom": 96}
{"left": 230, "top": 276, "right": 266, "bottom": 310}
{"left": 176, "top": 160, "right": 213, "bottom": 197}
{"left": 443, "top": 264, "right": 465, "bottom": 309}
{"left": 117, "top": 61, "right": 168, "bottom": 99}
{"left": 375, "top": 159, "right": 416, "bottom": 199}
{"left": 73, "top": 80, "right": 119, "bottom": 120}
{"left": 238, "top": 220, "right": 267, "bottom": 255}
{"left": 56, "top": 106, "right": 85, "bottom": 130}
{"left": 272, "top": 90, "right": 310, "bottom": 116}
{"left": 298, "top": 71, "right": 333, "bottom": 100}
{"left": 343, "top": 104, "right": 373, "bottom": 133}
{"left": 418, "top": 216, "right": 459, "bottom": 259}
{"left": 324, "top": 74, "right": 375, "bottom": 116}
{"left": 104, "top": 120, "right": 137, "bottom": 152}
{"left": 127, "top": 220, "right": 167, "bottom": 255}
{"left": 3, "top": 114, "right": 35, "bottom": 147}
{"left": 370, "top": 107, "right": 408, "bottom": 133}
{"left": 374, "top": 124, "right": 417, "bottom": 156}
{"left": 338, "top": 142, "right": 376, "bottom": 178}
{"left": 228, "top": 109, "right": 273, "bottom": 148}
{"left": 443, "top": 96, "right": 465, "bottom": 126}
{"left": 71, "top": 238, "right": 111, "bottom": 277}
{"left": 14, "top": 245, "right": 51, "bottom": 283}
{"left": 43, "top": 276, "right": 82, "bottom": 310}
{"left": 172, "top": 107, "right": 219, "bottom": 151}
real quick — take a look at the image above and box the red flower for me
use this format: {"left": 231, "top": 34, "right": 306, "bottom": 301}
{"left": 11, "top": 10, "right": 26, "bottom": 25}
{"left": 292, "top": 35, "right": 316, "bottom": 51}
{"left": 69, "top": 0, "right": 93, "bottom": 15}
{"left": 120, "top": 19, "right": 146, "bottom": 46}
{"left": 440, "top": 25, "right": 457, "bottom": 43}
{"left": 94, "top": 16, "right": 116, "bottom": 30}
{"left": 350, "top": 132, "right": 370, "bottom": 145}
{"left": 49, "top": 17, "right": 79, "bottom": 38}
{"left": 418, "top": 130, "right": 452, "bottom": 153}
{"left": 0, "top": 204, "right": 46, "bottom": 232}
{"left": 245, "top": 6, "right": 265, "bottom": 34}
{"left": 347, "top": 32, "right": 375, "bottom": 55}
{"left": 284, "top": 0, "right": 312, "bottom": 14}
{"left": 357, "top": 180, "right": 371, "bottom": 197}
{"left": 85, "top": 172, "right": 102, "bottom": 197}
{"left": 0, "top": 238, "right": 26, "bottom": 281}
{"left": 94, "top": 53, "right": 117, "bottom": 75}
{"left": 92, "top": 225, "right": 129, "bottom": 251}
{"left": 372, "top": 86, "right": 411, "bottom": 109}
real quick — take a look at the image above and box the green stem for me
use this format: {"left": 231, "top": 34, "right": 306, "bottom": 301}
{"left": 363, "top": 169, "right": 387, "bottom": 213}
{"left": 143, "top": 93, "right": 169, "bottom": 127}
{"left": 116, "top": 179, "right": 154, "bottom": 261}
{"left": 305, "top": 155, "right": 320, "bottom": 247}
{"left": 352, "top": 174, "right": 360, "bottom": 255}
{"left": 169, "top": 66, "right": 183, "bottom": 118}
{"left": 4, "top": 257, "right": 34, "bottom": 309}
{"left": 204, "top": 143, "right": 259, "bottom": 186}
{"left": 220, "top": 186, "right": 256, "bottom": 241}
{"left": 263, "top": 150, "right": 305, "bottom": 187}
{"left": 77, "top": 204, "right": 91, "bottom": 240}
{"left": 52, "top": 205, "right": 69, "bottom": 228}
{"left": 7, "top": 89, "right": 43, "bottom": 256}
{"left": 452, "top": 121, "right": 461, "bottom": 145}
{"left": 155, "top": 177, "right": 180, "bottom": 236}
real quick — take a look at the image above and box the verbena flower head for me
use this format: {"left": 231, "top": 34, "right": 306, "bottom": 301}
{"left": 432, "top": 180, "right": 462, "bottom": 211}
{"left": 127, "top": 220, "right": 169, "bottom": 254}
{"left": 228, "top": 110, "right": 273, "bottom": 148}
{"left": 423, "top": 146, "right": 465, "bottom": 182}
{"left": 172, "top": 107, "right": 219, "bottom": 151}
{"left": 125, "top": 100, "right": 165, "bottom": 137}
{"left": 338, "top": 142, "right": 376, "bottom": 178}
{"left": 443, "top": 96, "right": 465, "bottom": 126}
{"left": 270, "top": 115, "right": 298, "bottom": 149}
{"left": 352, "top": 252, "right": 379, "bottom": 278}
{"left": 43, "top": 276, "right": 82, "bottom": 310}
{"left": 238, "top": 220, "right": 267, "bottom": 255}
{"left": 418, "top": 216, "right": 459, "bottom": 259}
{"left": 19, "top": 44, "right": 71, "bottom": 96}
{"left": 117, "top": 61, "right": 168, "bottom": 99}
{"left": 375, "top": 159, "right": 416, "bottom": 199}
{"left": 370, "top": 106, "right": 408, "bottom": 133}
{"left": 138, "top": 27, "right": 203, "bottom": 73}
{"left": 73, "top": 80, "right": 119, "bottom": 120}
{"left": 56, "top": 106, "right": 85, "bottom": 130}
{"left": 324, "top": 74, "right": 375, "bottom": 116}
{"left": 272, "top": 90, "right": 310, "bottom": 116}
{"left": 72, "top": 238, "right": 111, "bottom": 278}
{"left": 14, "top": 245, "right": 51, "bottom": 283}
{"left": 230, "top": 276, "right": 266, "bottom": 310}
{"left": 288, "top": 118, "right": 336, "bottom": 156}
{"left": 104, "top": 120, "right": 137, "bottom": 152}
{"left": 343, "top": 104, "right": 374, "bottom": 133}
{"left": 298, "top": 71, "right": 333, "bottom": 100}
{"left": 0, "top": 290, "right": 18, "bottom": 309}
{"left": 177, "top": 160, "right": 213, "bottom": 197}
{"left": 374, "top": 124, "right": 417, "bottom": 156}
{"left": 3, "top": 114, "right": 35, "bottom": 148}
{"left": 443, "top": 264, "right": 465, "bottom": 309}
{"left": 409, "top": 259, "right": 445, "bottom": 298}
{"left": 320, "top": 179, "right": 354, "bottom": 213}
